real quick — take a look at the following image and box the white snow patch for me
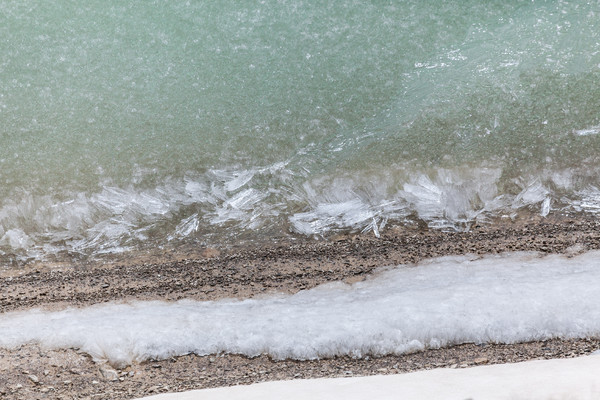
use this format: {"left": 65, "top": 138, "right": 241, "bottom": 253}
{"left": 2, "top": 252, "right": 600, "bottom": 367}
{"left": 136, "top": 355, "right": 600, "bottom": 400}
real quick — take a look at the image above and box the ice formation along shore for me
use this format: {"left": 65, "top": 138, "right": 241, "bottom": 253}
{"left": 1, "top": 250, "right": 600, "bottom": 367}
{"left": 3, "top": 163, "right": 600, "bottom": 260}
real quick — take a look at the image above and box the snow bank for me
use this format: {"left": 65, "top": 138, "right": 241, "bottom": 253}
{"left": 136, "top": 354, "right": 600, "bottom": 400}
{"left": 1, "top": 251, "right": 600, "bottom": 366}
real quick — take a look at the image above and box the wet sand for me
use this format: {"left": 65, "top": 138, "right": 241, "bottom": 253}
{"left": 1, "top": 215, "right": 600, "bottom": 399}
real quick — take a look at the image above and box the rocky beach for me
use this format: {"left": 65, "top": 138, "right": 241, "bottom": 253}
{"left": 2, "top": 215, "right": 600, "bottom": 399}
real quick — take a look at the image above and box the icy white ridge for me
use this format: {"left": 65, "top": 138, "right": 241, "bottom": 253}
{"left": 575, "top": 125, "right": 600, "bottom": 136}
{"left": 289, "top": 167, "right": 561, "bottom": 236}
{"left": 2, "top": 251, "right": 600, "bottom": 367}
{"left": 2, "top": 163, "right": 600, "bottom": 258}
{"left": 0, "top": 163, "right": 290, "bottom": 258}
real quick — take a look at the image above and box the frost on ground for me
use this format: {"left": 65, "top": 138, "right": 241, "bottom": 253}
{"left": 1, "top": 251, "right": 600, "bottom": 367}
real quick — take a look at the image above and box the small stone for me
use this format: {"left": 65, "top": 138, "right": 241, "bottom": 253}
{"left": 63, "top": 380, "right": 72, "bottom": 385}
{"left": 92, "top": 380, "right": 99, "bottom": 385}
{"left": 43, "top": 370, "right": 50, "bottom": 376}
{"left": 473, "top": 357, "right": 488, "bottom": 365}
{"left": 28, "top": 374, "right": 40, "bottom": 384}
{"left": 99, "top": 365, "right": 119, "bottom": 381}
{"left": 101, "top": 283, "right": 109, "bottom": 288}
{"left": 14, "top": 384, "right": 23, "bottom": 390}
{"left": 152, "top": 364, "right": 162, "bottom": 369}
{"left": 40, "top": 388, "right": 49, "bottom": 393}
{"left": 201, "top": 248, "right": 220, "bottom": 258}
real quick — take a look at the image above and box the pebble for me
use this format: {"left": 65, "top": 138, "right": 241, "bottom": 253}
{"left": 99, "top": 365, "right": 119, "bottom": 381}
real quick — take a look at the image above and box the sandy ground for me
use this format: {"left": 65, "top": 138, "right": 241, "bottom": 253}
{"left": 2, "top": 214, "right": 600, "bottom": 399}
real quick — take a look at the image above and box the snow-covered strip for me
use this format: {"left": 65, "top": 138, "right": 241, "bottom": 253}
{"left": 2, "top": 251, "right": 600, "bottom": 367}
{"left": 137, "top": 354, "right": 600, "bottom": 400}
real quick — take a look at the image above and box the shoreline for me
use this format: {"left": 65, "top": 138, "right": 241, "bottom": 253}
{"left": 3, "top": 214, "right": 600, "bottom": 313}
{"left": 2, "top": 215, "right": 600, "bottom": 399}
{"left": 135, "top": 354, "right": 600, "bottom": 400}
{"left": 2, "top": 338, "right": 599, "bottom": 399}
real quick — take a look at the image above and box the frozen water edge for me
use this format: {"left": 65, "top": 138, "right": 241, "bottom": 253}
{"left": 2, "top": 251, "right": 600, "bottom": 367}
{"left": 2, "top": 163, "right": 600, "bottom": 260}
{"left": 136, "top": 354, "right": 600, "bottom": 400}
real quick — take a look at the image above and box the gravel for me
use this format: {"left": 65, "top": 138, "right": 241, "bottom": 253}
{"left": 1, "top": 214, "right": 600, "bottom": 399}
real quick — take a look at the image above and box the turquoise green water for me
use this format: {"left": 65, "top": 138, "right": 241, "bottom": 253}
{"left": 1, "top": 1, "right": 600, "bottom": 261}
